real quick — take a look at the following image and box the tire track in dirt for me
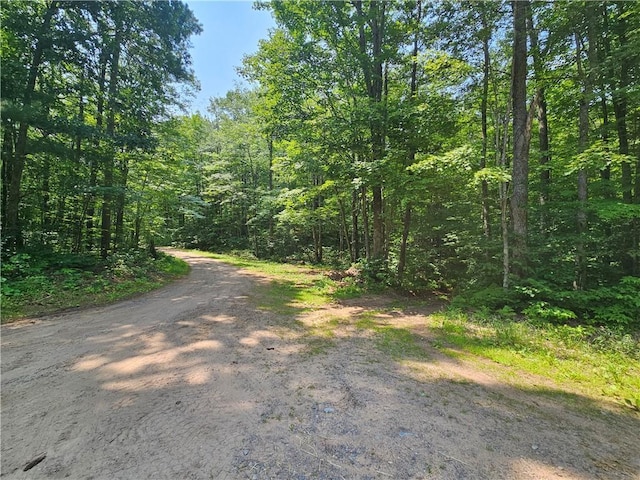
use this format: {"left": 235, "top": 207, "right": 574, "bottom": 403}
{"left": 2, "top": 249, "right": 639, "bottom": 479}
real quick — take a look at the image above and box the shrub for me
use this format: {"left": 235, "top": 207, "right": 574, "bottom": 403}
{"left": 523, "top": 302, "right": 577, "bottom": 323}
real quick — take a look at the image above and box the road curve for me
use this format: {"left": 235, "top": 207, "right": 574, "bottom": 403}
{"left": 1, "top": 250, "right": 265, "bottom": 479}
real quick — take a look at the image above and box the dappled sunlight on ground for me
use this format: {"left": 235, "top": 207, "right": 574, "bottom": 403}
{"left": 2, "top": 250, "right": 638, "bottom": 479}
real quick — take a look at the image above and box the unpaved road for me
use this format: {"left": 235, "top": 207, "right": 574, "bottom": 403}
{"left": 2, "top": 250, "right": 639, "bottom": 479}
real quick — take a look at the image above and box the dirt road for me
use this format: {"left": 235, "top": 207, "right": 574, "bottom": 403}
{"left": 2, "top": 250, "right": 638, "bottom": 479}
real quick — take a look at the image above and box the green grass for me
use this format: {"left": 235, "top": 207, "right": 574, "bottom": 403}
{"left": 1, "top": 251, "right": 189, "bottom": 322}
{"left": 355, "top": 311, "right": 429, "bottom": 360}
{"left": 430, "top": 311, "right": 640, "bottom": 411}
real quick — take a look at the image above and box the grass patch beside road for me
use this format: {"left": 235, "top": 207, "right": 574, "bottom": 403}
{"left": 429, "top": 311, "right": 640, "bottom": 412}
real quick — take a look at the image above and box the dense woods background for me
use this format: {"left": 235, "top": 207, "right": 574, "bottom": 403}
{"left": 2, "top": 0, "right": 639, "bottom": 329}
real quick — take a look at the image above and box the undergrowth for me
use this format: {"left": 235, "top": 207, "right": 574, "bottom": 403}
{"left": 1, "top": 250, "right": 189, "bottom": 321}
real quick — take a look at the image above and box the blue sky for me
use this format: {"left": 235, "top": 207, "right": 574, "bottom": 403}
{"left": 185, "top": 1, "right": 275, "bottom": 113}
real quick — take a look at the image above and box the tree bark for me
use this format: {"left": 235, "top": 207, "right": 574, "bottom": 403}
{"left": 361, "top": 186, "right": 370, "bottom": 260}
{"left": 398, "top": 0, "right": 421, "bottom": 280}
{"left": 499, "top": 103, "right": 511, "bottom": 290}
{"left": 351, "top": 187, "right": 360, "bottom": 262}
{"left": 599, "top": 4, "right": 613, "bottom": 196}
{"left": 2, "top": 127, "right": 16, "bottom": 238}
{"left": 574, "top": 26, "right": 591, "bottom": 290}
{"left": 114, "top": 160, "right": 128, "bottom": 251}
{"left": 511, "top": 0, "right": 530, "bottom": 279}
{"left": 85, "top": 48, "right": 108, "bottom": 252}
{"left": 267, "top": 134, "right": 274, "bottom": 256}
{"left": 397, "top": 203, "right": 411, "bottom": 282}
{"left": 612, "top": 2, "right": 631, "bottom": 204}
{"left": 354, "top": 0, "right": 386, "bottom": 261}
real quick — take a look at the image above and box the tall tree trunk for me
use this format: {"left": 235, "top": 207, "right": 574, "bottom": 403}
{"left": 85, "top": 162, "right": 98, "bottom": 251}
{"left": 114, "top": 160, "right": 128, "bottom": 251}
{"left": 511, "top": 0, "right": 530, "bottom": 279}
{"left": 574, "top": 25, "right": 592, "bottom": 290}
{"left": 338, "top": 195, "right": 350, "bottom": 257}
{"left": 527, "top": 6, "right": 550, "bottom": 235}
{"left": 612, "top": 2, "right": 631, "bottom": 204}
{"left": 499, "top": 104, "right": 511, "bottom": 289}
{"left": 86, "top": 49, "right": 108, "bottom": 252}
{"left": 101, "top": 12, "right": 123, "bottom": 258}
{"left": 361, "top": 186, "right": 371, "bottom": 260}
{"left": 41, "top": 156, "right": 51, "bottom": 237}
{"left": 267, "top": 134, "right": 274, "bottom": 256}
{"left": 2, "top": 127, "right": 16, "bottom": 239}
{"left": 397, "top": 203, "right": 411, "bottom": 282}
{"left": 611, "top": 2, "right": 636, "bottom": 275}
{"left": 371, "top": 185, "right": 384, "bottom": 259}
{"left": 355, "top": 0, "right": 386, "bottom": 261}
{"left": 73, "top": 75, "right": 86, "bottom": 252}
{"left": 600, "top": 98, "right": 613, "bottom": 194}
{"left": 599, "top": 3, "right": 613, "bottom": 196}
{"left": 100, "top": 161, "right": 114, "bottom": 257}
{"left": 312, "top": 174, "right": 322, "bottom": 263}
{"left": 5, "top": 1, "right": 58, "bottom": 251}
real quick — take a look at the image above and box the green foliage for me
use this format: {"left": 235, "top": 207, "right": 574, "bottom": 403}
{"left": 1, "top": 251, "right": 188, "bottom": 321}
{"left": 357, "top": 258, "right": 393, "bottom": 286}
{"left": 523, "top": 302, "right": 577, "bottom": 323}
{"left": 3, "top": 0, "right": 640, "bottom": 343}
{"left": 451, "top": 285, "right": 519, "bottom": 311}
{"left": 454, "top": 276, "right": 640, "bottom": 331}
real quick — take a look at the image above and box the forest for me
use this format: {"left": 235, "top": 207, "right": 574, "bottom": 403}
{"left": 2, "top": 0, "right": 639, "bottom": 330}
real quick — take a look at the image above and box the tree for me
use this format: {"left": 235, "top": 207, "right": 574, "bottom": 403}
{"left": 1, "top": 0, "right": 201, "bottom": 257}
{"left": 1, "top": 1, "right": 59, "bottom": 252}
{"left": 511, "top": 0, "right": 531, "bottom": 279}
